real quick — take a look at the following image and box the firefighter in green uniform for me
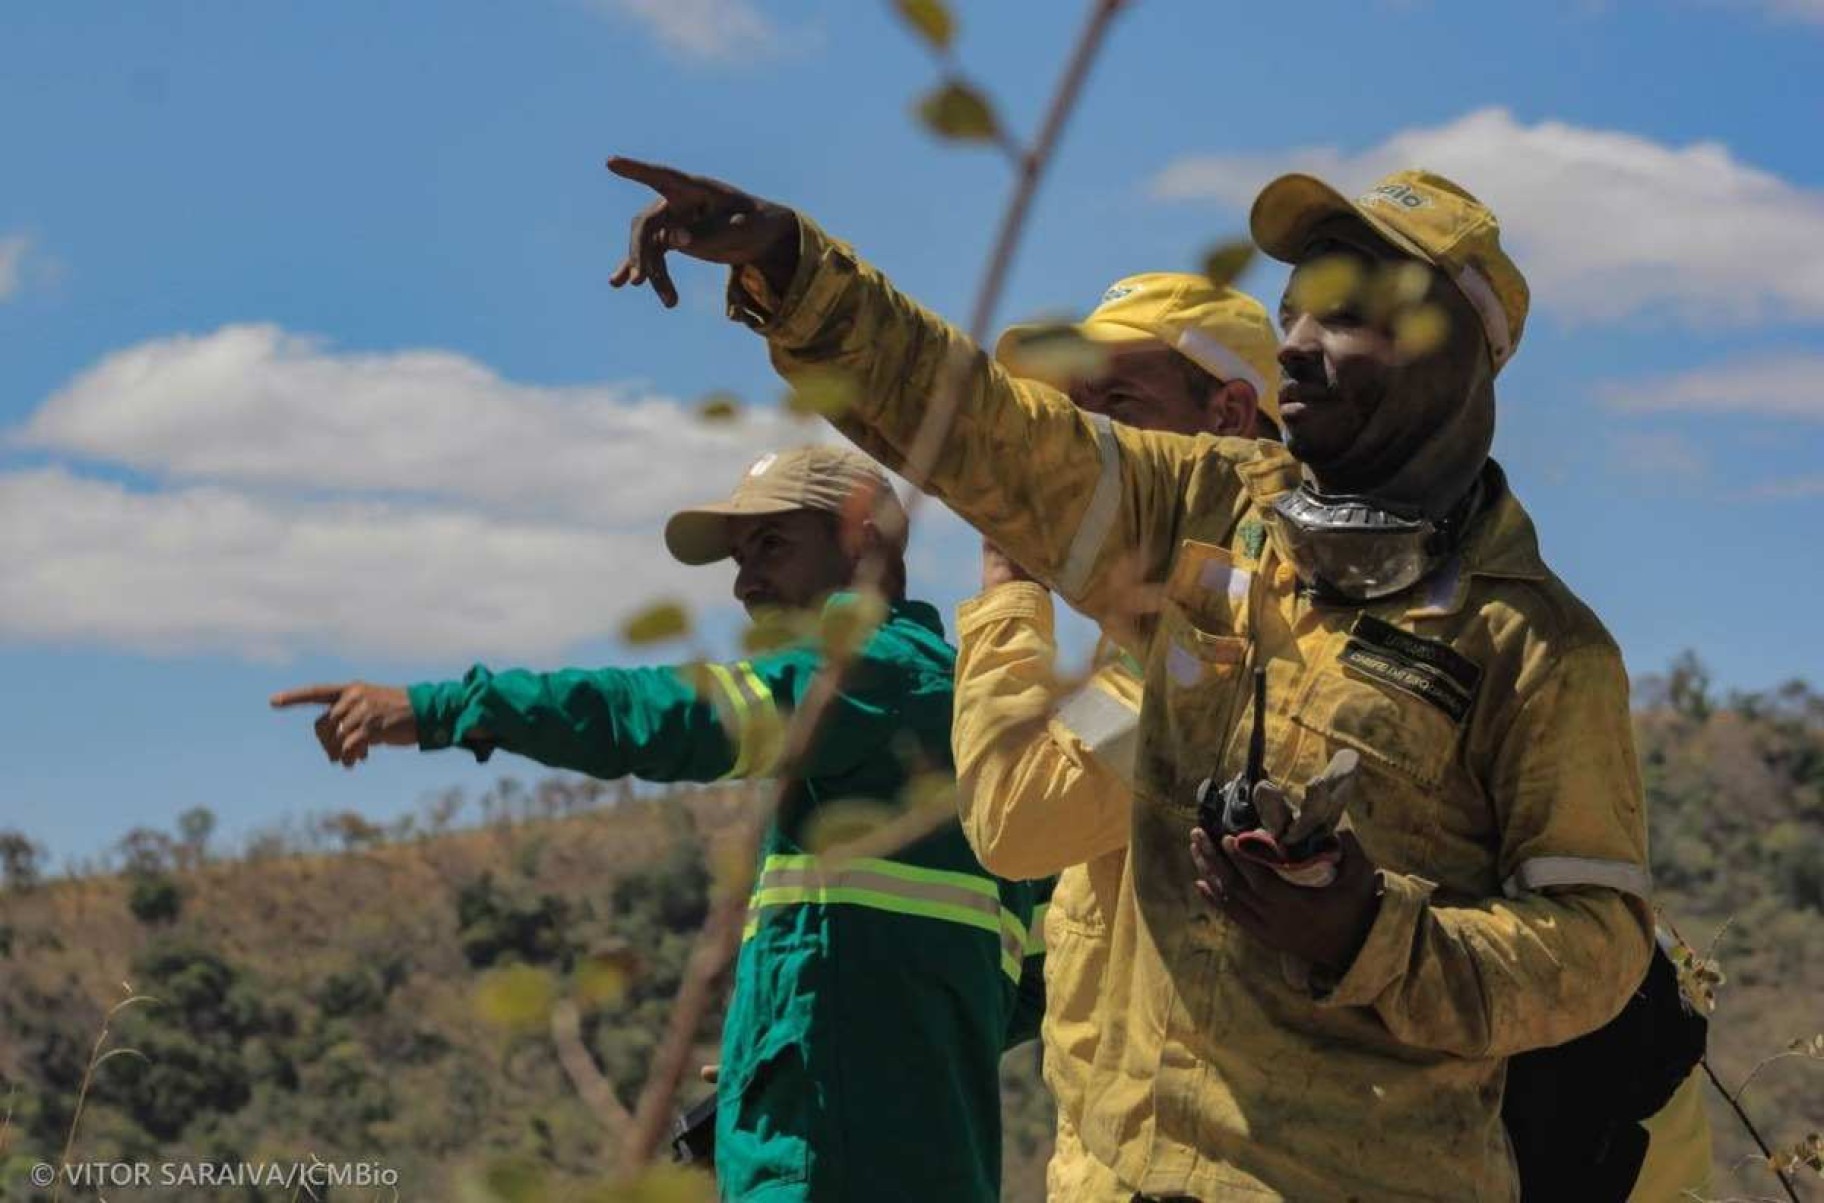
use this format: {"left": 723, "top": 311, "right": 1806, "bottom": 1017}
{"left": 272, "top": 444, "right": 1039, "bottom": 1203}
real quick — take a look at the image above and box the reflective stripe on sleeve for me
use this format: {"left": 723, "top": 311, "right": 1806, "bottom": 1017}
{"left": 1502, "top": 856, "right": 1652, "bottom": 900}
{"left": 1054, "top": 683, "right": 1141, "bottom": 788}
{"left": 1057, "top": 413, "right": 1122, "bottom": 602}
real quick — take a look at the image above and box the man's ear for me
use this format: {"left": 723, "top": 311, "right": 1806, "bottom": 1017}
{"left": 1204, "top": 378, "right": 1260, "bottom": 438}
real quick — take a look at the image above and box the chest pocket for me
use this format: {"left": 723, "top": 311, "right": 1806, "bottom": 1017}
{"left": 1291, "top": 662, "right": 1463, "bottom": 872}
{"left": 1149, "top": 541, "right": 1254, "bottom": 807}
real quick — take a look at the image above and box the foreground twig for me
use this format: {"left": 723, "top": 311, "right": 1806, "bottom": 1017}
{"left": 609, "top": 0, "right": 1131, "bottom": 1175}
{"left": 1701, "top": 1057, "right": 1802, "bottom": 1203}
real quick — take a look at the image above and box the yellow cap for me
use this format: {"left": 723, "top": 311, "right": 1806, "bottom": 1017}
{"left": 996, "top": 272, "right": 1281, "bottom": 425}
{"left": 664, "top": 445, "right": 907, "bottom": 566}
{"left": 1251, "top": 169, "right": 1530, "bottom": 371}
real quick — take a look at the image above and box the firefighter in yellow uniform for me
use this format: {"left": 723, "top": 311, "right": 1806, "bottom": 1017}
{"left": 607, "top": 159, "right": 1660, "bottom": 1200}
{"left": 951, "top": 274, "right": 1280, "bottom": 1201}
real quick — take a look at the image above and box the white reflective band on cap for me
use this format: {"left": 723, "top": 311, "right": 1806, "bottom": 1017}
{"left": 1059, "top": 412, "right": 1122, "bottom": 601}
{"left": 1453, "top": 264, "right": 1512, "bottom": 366}
{"left": 1502, "top": 856, "right": 1651, "bottom": 900}
{"left": 1176, "top": 327, "right": 1268, "bottom": 397}
{"left": 1055, "top": 683, "right": 1141, "bottom": 788}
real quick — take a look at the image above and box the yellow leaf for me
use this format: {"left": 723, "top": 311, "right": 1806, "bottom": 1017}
{"left": 622, "top": 601, "right": 692, "bottom": 646}
{"left": 893, "top": 0, "right": 954, "bottom": 51}
{"left": 461, "top": 1158, "right": 551, "bottom": 1203}
{"left": 1201, "top": 240, "right": 1257, "bottom": 290}
{"left": 901, "top": 771, "right": 957, "bottom": 814}
{"left": 915, "top": 81, "right": 1000, "bottom": 143}
{"left": 696, "top": 391, "right": 742, "bottom": 422}
{"left": 1392, "top": 303, "right": 1450, "bottom": 360}
{"left": 999, "top": 321, "right": 1110, "bottom": 388}
{"left": 802, "top": 799, "right": 899, "bottom": 854}
{"left": 818, "top": 590, "right": 887, "bottom": 659}
{"left": 473, "top": 965, "right": 556, "bottom": 1033}
{"left": 596, "top": 1165, "right": 717, "bottom": 1203}
{"left": 784, "top": 367, "right": 861, "bottom": 420}
{"left": 575, "top": 943, "right": 642, "bottom": 1008}
{"left": 742, "top": 607, "right": 815, "bottom": 654}
{"left": 1362, "top": 260, "right": 1434, "bottom": 322}
{"left": 1286, "top": 254, "right": 1363, "bottom": 318}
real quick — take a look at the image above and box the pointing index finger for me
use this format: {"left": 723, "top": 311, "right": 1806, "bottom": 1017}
{"left": 270, "top": 684, "right": 347, "bottom": 709}
{"left": 605, "top": 156, "right": 694, "bottom": 195}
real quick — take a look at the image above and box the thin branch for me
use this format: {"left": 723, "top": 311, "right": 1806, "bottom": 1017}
{"left": 551, "top": 1000, "right": 634, "bottom": 1141}
{"left": 1701, "top": 1057, "right": 1802, "bottom": 1203}
{"left": 1734, "top": 1049, "right": 1814, "bottom": 1107}
{"left": 607, "top": 1, "right": 1131, "bottom": 1174}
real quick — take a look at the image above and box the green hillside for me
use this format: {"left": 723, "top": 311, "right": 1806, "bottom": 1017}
{"left": 1, "top": 657, "right": 1819, "bottom": 1201}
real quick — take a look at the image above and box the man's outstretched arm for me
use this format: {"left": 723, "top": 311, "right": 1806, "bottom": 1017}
{"left": 605, "top": 157, "right": 1248, "bottom": 644}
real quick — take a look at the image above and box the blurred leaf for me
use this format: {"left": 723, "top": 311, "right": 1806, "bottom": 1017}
{"left": 893, "top": 0, "right": 954, "bottom": 51}
{"left": 1286, "top": 254, "right": 1363, "bottom": 318}
{"left": 1201, "top": 240, "right": 1257, "bottom": 290}
{"left": 742, "top": 607, "right": 816, "bottom": 655}
{"left": 915, "top": 81, "right": 1000, "bottom": 143}
{"left": 1001, "top": 322, "right": 1111, "bottom": 388}
{"left": 474, "top": 965, "right": 556, "bottom": 1033}
{"left": 1362, "top": 260, "right": 1433, "bottom": 322}
{"left": 1392, "top": 303, "right": 1450, "bottom": 360}
{"left": 802, "top": 799, "right": 899, "bottom": 854}
{"left": 819, "top": 590, "right": 887, "bottom": 660}
{"left": 594, "top": 1165, "right": 717, "bottom": 1203}
{"left": 785, "top": 367, "right": 861, "bottom": 420}
{"left": 901, "top": 771, "right": 957, "bottom": 814}
{"left": 696, "top": 391, "right": 743, "bottom": 423}
{"left": 622, "top": 601, "right": 692, "bottom": 646}
{"left": 575, "top": 943, "right": 642, "bottom": 1008}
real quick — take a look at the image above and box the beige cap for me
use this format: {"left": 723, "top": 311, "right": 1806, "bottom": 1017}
{"left": 664, "top": 445, "right": 908, "bottom": 566}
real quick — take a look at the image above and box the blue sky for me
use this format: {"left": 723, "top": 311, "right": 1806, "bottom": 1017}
{"left": 3, "top": 0, "right": 1820, "bottom": 866}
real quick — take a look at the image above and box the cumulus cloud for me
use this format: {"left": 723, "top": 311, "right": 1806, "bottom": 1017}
{"left": 584, "top": 0, "right": 778, "bottom": 62}
{"left": 1746, "top": 0, "right": 1824, "bottom": 25}
{"left": 0, "top": 467, "right": 731, "bottom": 663}
{"left": 1151, "top": 108, "right": 1824, "bottom": 326}
{"left": 0, "top": 234, "right": 30, "bottom": 302}
{"left": 16, "top": 323, "right": 819, "bottom": 526}
{"left": 1598, "top": 353, "right": 1824, "bottom": 420}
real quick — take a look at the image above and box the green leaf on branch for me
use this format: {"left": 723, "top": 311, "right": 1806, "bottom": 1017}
{"left": 893, "top": 0, "right": 954, "bottom": 52}
{"left": 916, "top": 81, "right": 1000, "bottom": 143}
{"left": 622, "top": 601, "right": 692, "bottom": 647}
{"left": 696, "top": 391, "right": 743, "bottom": 423}
{"left": 784, "top": 367, "right": 861, "bottom": 420}
{"left": 1200, "top": 240, "right": 1257, "bottom": 290}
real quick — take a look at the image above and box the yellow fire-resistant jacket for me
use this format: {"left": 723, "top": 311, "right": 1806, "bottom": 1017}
{"left": 730, "top": 220, "right": 1655, "bottom": 1201}
{"left": 953, "top": 582, "right": 1143, "bottom": 1202}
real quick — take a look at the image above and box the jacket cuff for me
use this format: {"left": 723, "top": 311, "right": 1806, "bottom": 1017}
{"left": 956, "top": 582, "right": 1055, "bottom": 637}
{"left": 725, "top": 216, "right": 857, "bottom": 346}
{"left": 1313, "top": 869, "right": 1432, "bottom": 1008}
{"left": 408, "top": 667, "right": 496, "bottom": 762}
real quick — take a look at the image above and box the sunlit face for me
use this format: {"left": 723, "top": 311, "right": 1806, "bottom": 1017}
{"left": 1067, "top": 342, "right": 1255, "bottom": 437}
{"left": 1275, "top": 226, "right": 1477, "bottom": 494}
{"left": 727, "top": 510, "right": 855, "bottom": 615}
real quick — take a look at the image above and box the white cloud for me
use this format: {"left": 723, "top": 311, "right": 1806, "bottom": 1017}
{"left": 584, "top": 0, "right": 777, "bottom": 62}
{"left": 0, "top": 234, "right": 30, "bottom": 302}
{"left": 1599, "top": 353, "right": 1824, "bottom": 420}
{"left": 16, "top": 323, "right": 819, "bottom": 526}
{"left": 1607, "top": 430, "right": 1709, "bottom": 484}
{"left": 1151, "top": 108, "right": 1824, "bottom": 326}
{"left": 1746, "top": 0, "right": 1824, "bottom": 25}
{"left": 1748, "top": 474, "right": 1824, "bottom": 498}
{"left": 0, "top": 467, "right": 730, "bottom": 663}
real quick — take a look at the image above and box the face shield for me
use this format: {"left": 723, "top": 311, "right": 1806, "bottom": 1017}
{"left": 1265, "top": 487, "right": 1442, "bottom": 602}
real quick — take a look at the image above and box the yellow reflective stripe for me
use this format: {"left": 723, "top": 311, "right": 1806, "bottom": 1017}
{"left": 748, "top": 853, "right": 1025, "bottom": 982}
{"left": 1024, "top": 902, "right": 1049, "bottom": 956}
{"left": 761, "top": 854, "right": 1000, "bottom": 900}
{"left": 736, "top": 662, "right": 784, "bottom": 774}
{"left": 706, "top": 661, "right": 782, "bottom": 781}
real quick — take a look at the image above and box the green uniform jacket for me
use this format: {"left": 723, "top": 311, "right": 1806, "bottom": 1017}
{"left": 409, "top": 596, "right": 1038, "bottom": 1203}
